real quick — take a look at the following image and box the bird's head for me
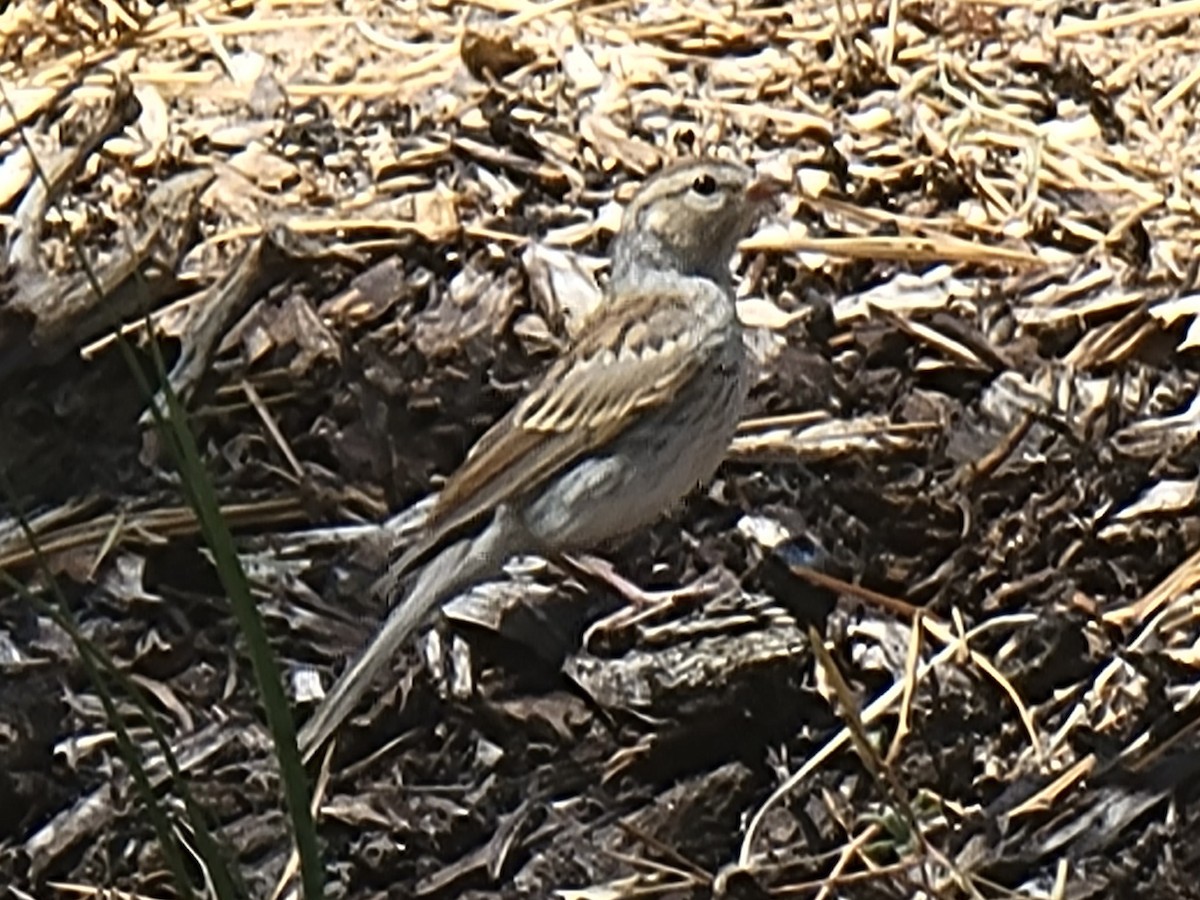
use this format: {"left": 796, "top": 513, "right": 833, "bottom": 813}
{"left": 609, "top": 158, "right": 785, "bottom": 288}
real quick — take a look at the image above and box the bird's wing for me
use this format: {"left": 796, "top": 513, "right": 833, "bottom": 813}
{"left": 385, "top": 277, "right": 728, "bottom": 581}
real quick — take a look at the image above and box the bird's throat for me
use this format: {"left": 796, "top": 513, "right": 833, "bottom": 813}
{"left": 608, "top": 229, "right": 735, "bottom": 292}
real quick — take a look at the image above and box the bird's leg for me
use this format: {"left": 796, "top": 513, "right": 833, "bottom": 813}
{"left": 561, "top": 553, "right": 724, "bottom": 646}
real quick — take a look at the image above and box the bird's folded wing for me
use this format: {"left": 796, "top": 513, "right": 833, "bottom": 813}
{"left": 385, "top": 279, "right": 726, "bottom": 581}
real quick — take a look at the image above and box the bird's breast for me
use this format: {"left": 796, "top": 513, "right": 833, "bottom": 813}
{"left": 521, "top": 327, "right": 746, "bottom": 550}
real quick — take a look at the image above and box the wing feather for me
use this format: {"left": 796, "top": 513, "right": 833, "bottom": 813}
{"left": 386, "top": 280, "right": 727, "bottom": 581}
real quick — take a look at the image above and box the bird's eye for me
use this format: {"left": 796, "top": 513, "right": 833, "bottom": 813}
{"left": 691, "top": 174, "right": 718, "bottom": 196}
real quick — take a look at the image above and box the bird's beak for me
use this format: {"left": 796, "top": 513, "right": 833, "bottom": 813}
{"left": 745, "top": 174, "right": 790, "bottom": 204}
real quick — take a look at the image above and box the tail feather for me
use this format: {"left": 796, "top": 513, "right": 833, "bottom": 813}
{"left": 298, "top": 514, "right": 517, "bottom": 761}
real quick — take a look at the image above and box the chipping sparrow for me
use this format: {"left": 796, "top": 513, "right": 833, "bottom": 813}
{"left": 298, "top": 158, "right": 782, "bottom": 759}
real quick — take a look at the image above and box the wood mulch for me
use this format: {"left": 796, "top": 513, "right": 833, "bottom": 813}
{"left": 3, "top": 0, "right": 1200, "bottom": 896}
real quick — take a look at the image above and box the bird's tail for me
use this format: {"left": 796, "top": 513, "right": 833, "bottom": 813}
{"left": 297, "top": 516, "right": 515, "bottom": 761}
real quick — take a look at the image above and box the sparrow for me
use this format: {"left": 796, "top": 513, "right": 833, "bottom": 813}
{"left": 298, "top": 157, "right": 783, "bottom": 760}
